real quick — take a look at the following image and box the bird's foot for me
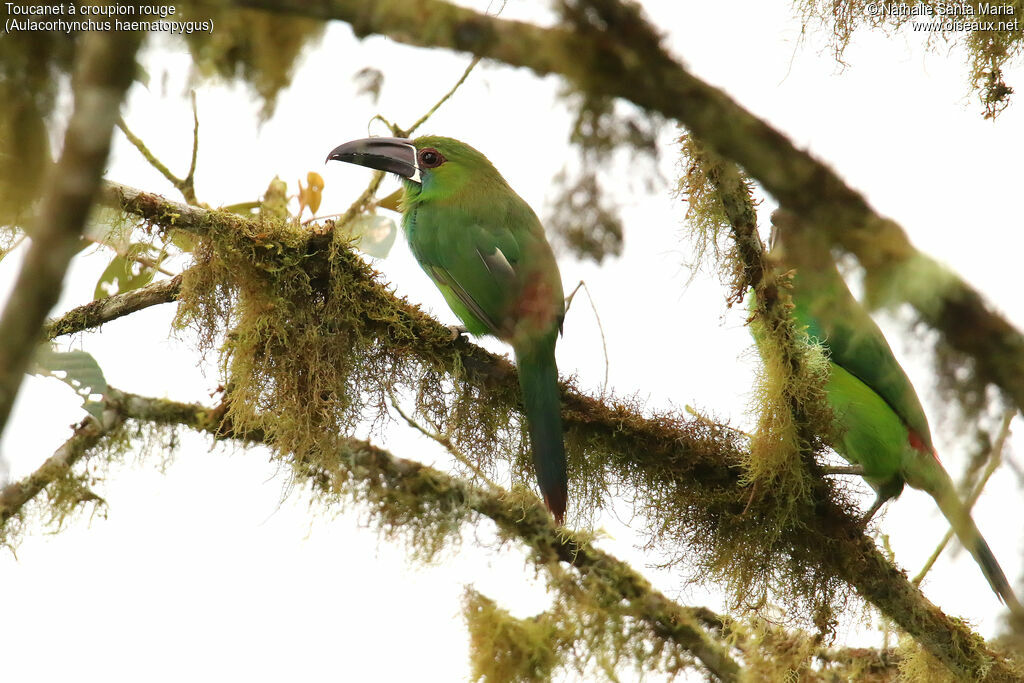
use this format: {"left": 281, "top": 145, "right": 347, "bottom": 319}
{"left": 857, "top": 495, "right": 887, "bottom": 530}
{"left": 447, "top": 324, "right": 468, "bottom": 341}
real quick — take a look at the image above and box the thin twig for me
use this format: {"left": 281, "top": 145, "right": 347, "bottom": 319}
{"left": 185, "top": 91, "right": 199, "bottom": 203}
{"left": 118, "top": 119, "right": 182, "bottom": 192}
{"left": 84, "top": 236, "right": 176, "bottom": 277}
{"left": 404, "top": 56, "right": 482, "bottom": 137}
{"left": 565, "top": 280, "right": 610, "bottom": 398}
{"left": 117, "top": 92, "right": 200, "bottom": 206}
{"left": 387, "top": 389, "right": 500, "bottom": 489}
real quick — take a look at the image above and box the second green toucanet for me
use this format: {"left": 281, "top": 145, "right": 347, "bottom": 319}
{"left": 328, "top": 136, "right": 568, "bottom": 524}
{"left": 766, "top": 213, "right": 1023, "bottom": 614}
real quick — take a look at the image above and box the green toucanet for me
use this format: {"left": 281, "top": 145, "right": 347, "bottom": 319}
{"left": 327, "top": 136, "right": 568, "bottom": 524}
{"left": 766, "top": 214, "right": 1023, "bottom": 613}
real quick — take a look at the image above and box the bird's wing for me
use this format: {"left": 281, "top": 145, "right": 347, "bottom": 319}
{"left": 425, "top": 260, "right": 505, "bottom": 336}
{"left": 790, "top": 260, "right": 934, "bottom": 448}
{"left": 411, "top": 202, "right": 524, "bottom": 337}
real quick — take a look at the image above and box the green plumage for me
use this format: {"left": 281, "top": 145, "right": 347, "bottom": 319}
{"left": 334, "top": 135, "right": 569, "bottom": 523}
{"left": 767, "top": 219, "right": 1022, "bottom": 614}
{"left": 400, "top": 136, "right": 567, "bottom": 522}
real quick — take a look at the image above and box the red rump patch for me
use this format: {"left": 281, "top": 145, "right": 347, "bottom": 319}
{"left": 514, "top": 279, "right": 559, "bottom": 334}
{"left": 908, "top": 430, "right": 940, "bottom": 462}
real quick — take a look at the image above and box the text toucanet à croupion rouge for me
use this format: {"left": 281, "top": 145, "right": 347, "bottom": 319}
{"left": 3, "top": 3, "right": 212, "bottom": 34}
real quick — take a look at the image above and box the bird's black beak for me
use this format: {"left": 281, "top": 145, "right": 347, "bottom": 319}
{"left": 326, "top": 137, "right": 420, "bottom": 183}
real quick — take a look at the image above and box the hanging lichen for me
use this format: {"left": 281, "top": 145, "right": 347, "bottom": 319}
{"left": 796, "top": 0, "right": 1023, "bottom": 118}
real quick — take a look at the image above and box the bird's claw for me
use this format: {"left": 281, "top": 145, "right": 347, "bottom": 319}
{"left": 857, "top": 496, "right": 886, "bottom": 530}
{"left": 447, "top": 324, "right": 468, "bottom": 341}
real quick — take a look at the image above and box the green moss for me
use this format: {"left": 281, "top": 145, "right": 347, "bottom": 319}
{"left": 464, "top": 569, "right": 703, "bottom": 682}
{"left": 735, "top": 618, "right": 818, "bottom": 681}
{"left": 464, "top": 590, "right": 568, "bottom": 682}
{"left": 676, "top": 134, "right": 735, "bottom": 280}
{"left": 171, "top": 206, "right": 537, "bottom": 551}
{"left": 897, "top": 634, "right": 964, "bottom": 682}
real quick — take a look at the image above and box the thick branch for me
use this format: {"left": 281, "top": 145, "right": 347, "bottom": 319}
{"left": 230, "top": 0, "right": 1024, "bottom": 421}
{"left": 0, "top": 30, "right": 142, "bottom": 439}
{"left": 99, "top": 181, "right": 743, "bottom": 486}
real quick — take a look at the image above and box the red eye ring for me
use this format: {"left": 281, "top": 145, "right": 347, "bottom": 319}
{"left": 418, "top": 148, "right": 445, "bottom": 168}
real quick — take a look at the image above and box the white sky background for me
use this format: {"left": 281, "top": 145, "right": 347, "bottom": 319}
{"left": 2, "top": 1, "right": 1024, "bottom": 680}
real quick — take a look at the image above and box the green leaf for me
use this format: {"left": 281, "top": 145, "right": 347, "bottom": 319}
{"left": 93, "top": 243, "right": 161, "bottom": 300}
{"left": 30, "top": 345, "right": 109, "bottom": 420}
{"left": 344, "top": 214, "right": 397, "bottom": 258}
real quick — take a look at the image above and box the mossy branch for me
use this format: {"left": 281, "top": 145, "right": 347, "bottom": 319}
{"left": 305, "top": 442, "right": 743, "bottom": 681}
{"left": 89, "top": 180, "right": 1024, "bottom": 679}
{"left": 0, "top": 30, "right": 143, "bottom": 442}
{"left": 232, "top": 0, "right": 1024, "bottom": 425}
{"left": 678, "top": 136, "right": 834, "bottom": 538}
{"left": 0, "top": 413, "right": 113, "bottom": 527}
{"left": 44, "top": 273, "right": 183, "bottom": 340}
{"left": 1, "top": 385, "right": 741, "bottom": 681}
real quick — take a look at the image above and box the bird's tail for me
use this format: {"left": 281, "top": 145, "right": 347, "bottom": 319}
{"left": 928, "top": 468, "right": 1024, "bottom": 618}
{"left": 514, "top": 336, "right": 568, "bottom": 525}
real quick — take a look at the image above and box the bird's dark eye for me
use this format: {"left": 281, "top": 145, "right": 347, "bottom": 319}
{"left": 418, "top": 148, "right": 445, "bottom": 168}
